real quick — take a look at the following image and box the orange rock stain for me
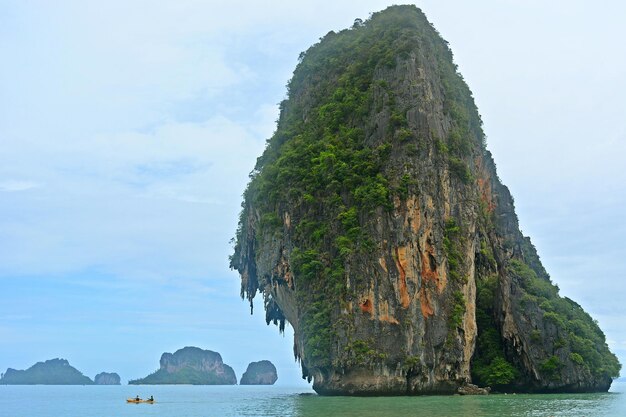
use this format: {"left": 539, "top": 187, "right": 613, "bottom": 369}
{"left": 394, "top": 246, "right": 411, "bottom": 308}
{"left": 360, "top": 298, "right": 373, "bottom": 314}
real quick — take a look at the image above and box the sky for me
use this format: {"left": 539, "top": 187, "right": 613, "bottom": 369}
{"left": 1, "top": 0, "right": 625, "bottom": 386}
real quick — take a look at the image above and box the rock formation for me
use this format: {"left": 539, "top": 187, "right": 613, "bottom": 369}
{"left": 0, "top": 358, "right": 94, "bottom": 385}
{"left": 230, "top": 5, "right": 620, "bottom": 395}
{"left": 240, "top": 360, "right": 278, "bottom": 385}
{"left": 458, "top": 383, "right": 490, "bottom": 395}
{"left": 94, "top": 372, "right": 121, "bottom": 385}
{"left": 129, "top": 346, "right": 237, "bottom": 385}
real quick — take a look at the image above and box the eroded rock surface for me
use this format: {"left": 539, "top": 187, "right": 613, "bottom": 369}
{"left": 231, "top": 5, "right": 620, "bottom": 395}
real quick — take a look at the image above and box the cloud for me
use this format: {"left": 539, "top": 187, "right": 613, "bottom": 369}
{"left": 0, "top": 180, "right": 40, "bottom": 192}
{"left": 0, "top": 114, "right": 264, "bottom": 280}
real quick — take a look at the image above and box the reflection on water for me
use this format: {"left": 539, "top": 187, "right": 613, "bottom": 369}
{"left": 287, "top": 390, "right": 624, "bottom": 417}
{"left": 0, "top": 381, "right": 624, "bottom": 417}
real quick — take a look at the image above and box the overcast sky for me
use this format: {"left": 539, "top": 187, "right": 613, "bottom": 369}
{"left": 1, "top": 1, "right": 625, "bottom": 385}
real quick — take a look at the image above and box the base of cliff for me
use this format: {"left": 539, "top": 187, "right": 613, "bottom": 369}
{"left": 310, "top": 368, "right": 461, "bottom": 396}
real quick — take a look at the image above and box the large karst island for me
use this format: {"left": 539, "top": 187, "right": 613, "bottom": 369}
{"left": 0, "top": 359, "right": 94, "bottom": 385}
{"left": 230, "top": 5, "right": 621, "bottom": 395}
{"left": 129, "top": 346, "right": 237, "bottom": 385}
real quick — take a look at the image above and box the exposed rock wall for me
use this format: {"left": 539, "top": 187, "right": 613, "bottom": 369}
{"left": 231, "top": 5, "right": 619, "bottom": 395}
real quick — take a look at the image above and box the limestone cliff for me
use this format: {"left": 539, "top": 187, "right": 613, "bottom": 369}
{"left": 230, "top": 5, "right": 620, "bottom": 395}
{"left": 129, "top": 346, "right": 237, "bottom": 385}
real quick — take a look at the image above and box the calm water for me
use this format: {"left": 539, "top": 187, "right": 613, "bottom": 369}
{"left": 1, "top": 382, "right": 625, "bottom": 417}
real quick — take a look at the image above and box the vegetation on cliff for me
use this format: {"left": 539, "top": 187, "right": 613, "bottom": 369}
{"left": 472, "top": 273, "right": 519, "bottom": 388}
{"left": 231, "top": 5, "right": 620, "bottom": 394}
{"left": 234, "top": 3, "right": 472, "bottom": 373}
{"left": 472, "top": 208, "right": 620, "bottom": 391}
{"left": 0, "top": 359, "right": 94, "bottom": 385}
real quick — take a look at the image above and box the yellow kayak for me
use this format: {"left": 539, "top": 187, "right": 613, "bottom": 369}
{"left": 126, "top": 398, "right": 155, "bottom": 403}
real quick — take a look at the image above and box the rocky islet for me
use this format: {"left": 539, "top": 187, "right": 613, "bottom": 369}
{"left": 1, "top": 351, "right": 277, "bottom": 386}
{"left": 0, "top": 359, "right": 94, "bottom": 385}
{"left": 240, "top": 360, "right": 278, "bottom": 385}
{"left": 94, "top": 372, "right": 121, "bottom": 385}
{"left": 129, "top": 346, "right": 237, "bottom": 385}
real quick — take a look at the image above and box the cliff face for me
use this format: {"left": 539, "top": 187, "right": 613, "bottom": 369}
{"left": 129, "top": 346, "right": 237, "bottom": 385}
{"left": 231, "top": 5, "right": 620, "bottom": 395}
{"left": 0, "top": 359, "right": 94, "bottom": 385}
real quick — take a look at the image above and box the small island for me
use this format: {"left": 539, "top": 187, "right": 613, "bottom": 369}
{"left": 240, "top": 360, "right": 277, "bottom": 385}
{"left": 0, "top": 358, "right": 94, "bottom": 385}
{"left": 129, "top": 346, "right": 237, "bottom": 385}
{"left": 94, "top": 372, "right": 121, "bottom": 385}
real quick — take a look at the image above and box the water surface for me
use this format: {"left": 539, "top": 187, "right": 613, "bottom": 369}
{"left": 1, "top": 382, "right": 624, "bottom": 417}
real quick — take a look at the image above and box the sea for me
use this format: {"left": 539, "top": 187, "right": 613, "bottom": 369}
{"left": 1, "top": 382, "right": 625, "bottom": 417}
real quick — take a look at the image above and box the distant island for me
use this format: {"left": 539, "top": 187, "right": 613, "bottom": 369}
{"left": 94, "top": 372, "right": 121, "bottom": 385}
{"left": 0, "top": 358, "right": 94, "bottom": 385}
{"left": 129, "top": 346, "right": 237, "bottom": 385}
{"left": 240, "top": 360, "right": 277, "bottom": 385}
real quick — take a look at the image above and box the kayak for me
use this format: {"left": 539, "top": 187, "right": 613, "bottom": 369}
{"left": 126, "top": 398, "right": 155, "bottom": 403}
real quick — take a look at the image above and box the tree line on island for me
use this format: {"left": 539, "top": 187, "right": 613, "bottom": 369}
{"left": 0, "top": 347, "right": 277, "bottom": 386}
